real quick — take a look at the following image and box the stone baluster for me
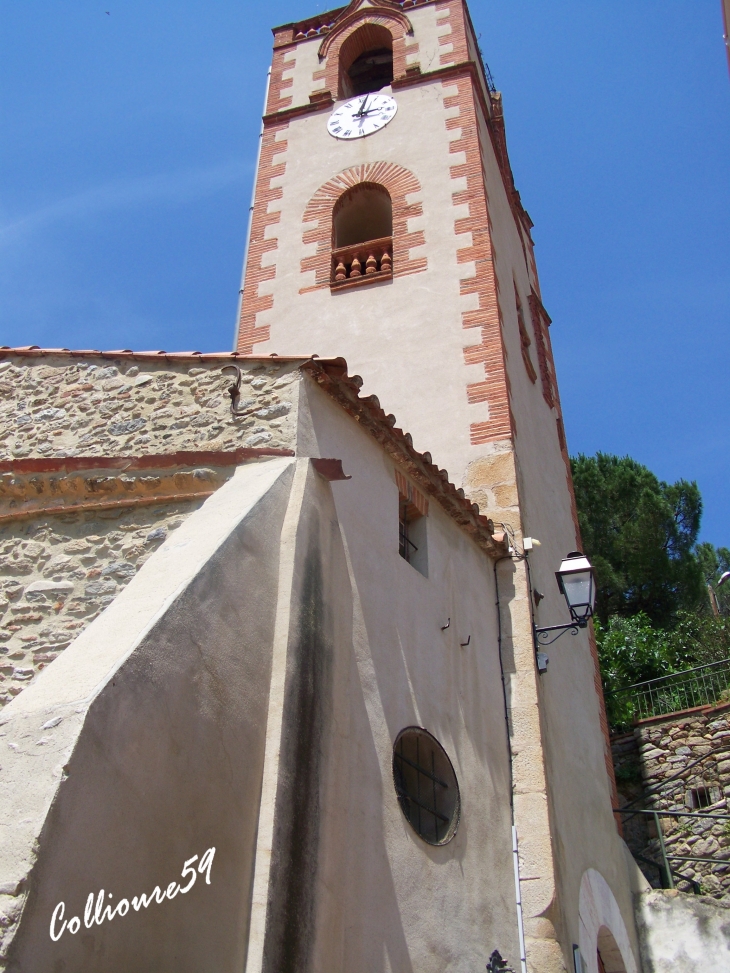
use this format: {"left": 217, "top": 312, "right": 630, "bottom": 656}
{"left": 365, "top": 253, "right": 377, "bottom": 275}
{"left": 334, "top": 260, "right": 347, "bottom": 282}
{"left": 350, "top": 255, "right": 362, "bottom": 278}
{"left": 380, "top": 250, "right": 392, "bottom": 274}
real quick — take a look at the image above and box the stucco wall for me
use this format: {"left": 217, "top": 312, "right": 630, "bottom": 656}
{"left": 1, "top": 372, "right": 527, "bottom": 972}
{"left": 0, "top": 458, "right": 296, "bottom": 971}
{"left": 454, "top": 19, "right": 642, "bottom": 972}
{"left": 237, "top": 5, "right": 643, "bottom": 968}
{"left": 290, "top": 376, "right": 522, "bottom": 971}
{"left": 635, "top": 889, "right": 730, "bottom": 971}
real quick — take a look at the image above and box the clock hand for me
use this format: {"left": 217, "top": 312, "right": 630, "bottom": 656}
{"left": 355, "top": 95, "right": 370, "bottom": 117}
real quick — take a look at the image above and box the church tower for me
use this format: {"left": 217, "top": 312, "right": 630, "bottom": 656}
{"left": 236, "top": 2, "right": 642, "bottom": 971}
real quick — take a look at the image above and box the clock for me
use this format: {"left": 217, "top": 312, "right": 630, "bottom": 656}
{"left": 327, "top": 94, "right": 398, "bottom": 140}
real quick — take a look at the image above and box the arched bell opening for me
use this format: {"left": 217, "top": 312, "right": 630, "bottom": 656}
{"left": 339, "top": 24, "right": 394, "bottom": 98}
{"left": 330, "top": 183, "right": 393, "bottom": 288}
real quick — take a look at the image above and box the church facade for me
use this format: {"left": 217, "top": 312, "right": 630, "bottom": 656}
{"left": 0, "top": 2, "right": 646, "bottom": 971}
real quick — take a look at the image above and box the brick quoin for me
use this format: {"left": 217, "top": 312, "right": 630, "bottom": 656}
{"left": 443, "top": 72, "right": 513, "bottom": 446}
{"left": 528, "top": 291, "right": 559, "bottom": 410}
{"left": 237, "top": 122, "right": 289, "bottom": 355}
{"left": 435, "top": 0, "right": 470, "bottom": 65}
{"left": 300, "top": 162, "right": 427, "bottom": 293}
{"left": 267, "top": 47, "right": 296, "bottom": 114}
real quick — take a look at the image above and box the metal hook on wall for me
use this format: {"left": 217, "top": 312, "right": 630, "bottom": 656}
{"left": 441, "top": 618, "right": 451, "bottom": 631}
{"left": 221, "top": 365, "right": 248, "bottom": 416}
{"left": 460, "top": 635, "right": 471, "bottom": 647}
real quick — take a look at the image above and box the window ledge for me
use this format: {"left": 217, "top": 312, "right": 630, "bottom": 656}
{"left": 330, "top": 269, "right": 393, "bottom": 292}
{"left": 330, "top": 235, "right": 393, "bottom": 290}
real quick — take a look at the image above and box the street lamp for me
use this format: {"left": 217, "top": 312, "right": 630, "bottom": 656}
{"left": 555, "top": 552, "right": 596, "bottom": 626}
{"left": 534, "top": 552, "right": 597, "bottom": 653}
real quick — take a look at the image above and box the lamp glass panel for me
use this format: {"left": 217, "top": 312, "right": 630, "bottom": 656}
{"left": 561, "top": 572, "right": 593, "bottom": 616}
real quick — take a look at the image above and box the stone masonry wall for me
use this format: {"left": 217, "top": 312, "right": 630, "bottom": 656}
{"left": 612, "top": 705, "right": 730, "bottom": 899}
{"left": 0, "top": 499, "right": 201, "bottom": 707}
{"left": 0, "top": 352, "right": 300, "bottom": 460}
{"left": 0, "top": 351, "right": 304, "bottom": 707}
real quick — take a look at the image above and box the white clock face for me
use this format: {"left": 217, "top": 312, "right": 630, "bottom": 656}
{"left": 327, "top": 94, "right": 397, "bottom": 140}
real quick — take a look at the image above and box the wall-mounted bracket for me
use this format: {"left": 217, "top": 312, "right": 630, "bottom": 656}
{"left": 533, "top": 620, "right": 584, "bottom": 648}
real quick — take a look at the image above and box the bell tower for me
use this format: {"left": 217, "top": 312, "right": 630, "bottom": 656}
{"left": 236, "top": 2, "right": 641, "bottom": 971}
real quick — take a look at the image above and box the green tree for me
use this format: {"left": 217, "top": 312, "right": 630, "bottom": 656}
{"left": 664, "top": 610, "right": 730, "bottom": 667}
{"left": 570, "top": 453, "right": 704, "bottom": 628}
{"left": 596, "top": 611, "right": 730, "bottom": 726}
{"left": 696, "top": 541, "right": 730, "bottom": 615}
{"left": 595, "top": 613, "right": 675, "bottom": 689}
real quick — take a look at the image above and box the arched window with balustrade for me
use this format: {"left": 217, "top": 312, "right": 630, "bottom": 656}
{"left": 331, "top": 183, "right": 393, "bottom": 288}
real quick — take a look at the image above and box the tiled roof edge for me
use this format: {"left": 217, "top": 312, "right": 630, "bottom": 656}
{"left": 302, "top": 358, "right": 507, "bottom": 560}
{"left": 0, "top": 347, "right": 320, "bottom": 364}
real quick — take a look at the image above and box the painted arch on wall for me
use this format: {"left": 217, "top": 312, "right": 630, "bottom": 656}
{"left": 578, "top": 869, "right": 638, "bottom": 973}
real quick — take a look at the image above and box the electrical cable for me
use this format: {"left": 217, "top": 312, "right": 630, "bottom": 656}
{"left": 494, "top": 551, "right": 529, "bottom": 973}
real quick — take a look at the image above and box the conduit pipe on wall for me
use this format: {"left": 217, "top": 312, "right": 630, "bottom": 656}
{"left": 494, "top": 554, "right": 528, "bottom": 973}
{"left": 233, "top": 66, "right": 272, "bottom": 350}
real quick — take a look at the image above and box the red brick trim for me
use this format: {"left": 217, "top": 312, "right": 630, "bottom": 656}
{"left": 395, "top": 468, "right": 429, "bottom": 516}
{"left": 443, "top": 77, "right": 513, "bottom": 446}
{"left": 266, "top": 47, "right": 296, "bottom": 115}
{"left": 304, "top": 359, "right": 506, "bottom": 558}
{"left": 300, "top": 163, "right": 426, "bottom": 293}
{"left": 0, "top": 448, "right": 296, "bottom": 476}
{"left": 237, "top": 122, "right": 289, "bottom": 355}
{"left": 0, "top": 492, "right": 215, "bottom": 525}
{"left": 515, "top": 285, "right": 537, "bottom": 384}
{"left": 435, "top": 0, "right": 469, "bottom": 66}
{"left": 528, "top": 291, "right": 558, "bottom": 410}
{"left": 318, "top": 10, "right": 413, "bottom": 96}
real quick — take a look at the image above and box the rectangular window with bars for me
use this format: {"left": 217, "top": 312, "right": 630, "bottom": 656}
{"left": 396, "top": 470, "right": 428, "bottom": 577}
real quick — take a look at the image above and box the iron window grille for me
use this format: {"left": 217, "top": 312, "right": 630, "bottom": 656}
{"left": 392, "top": 727, "right": 460, "bottom": 845}
{"left": 399, "top": 499, "right": 419, "bottom": 562}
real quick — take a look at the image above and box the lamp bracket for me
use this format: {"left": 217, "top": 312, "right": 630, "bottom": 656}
{"left": 533, "top": 621, "right": 584, "bottom": 646}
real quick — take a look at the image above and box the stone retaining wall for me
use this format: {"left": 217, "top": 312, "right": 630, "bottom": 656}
{"left": 612, "top": 706, "right": 730, "bottom": 898}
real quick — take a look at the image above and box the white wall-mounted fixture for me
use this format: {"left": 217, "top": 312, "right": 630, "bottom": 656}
{"left": 533, "top": 552, "right": 597, "bottom": 659}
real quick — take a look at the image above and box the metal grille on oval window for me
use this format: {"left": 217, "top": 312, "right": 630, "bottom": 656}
{"left": 392, "top": 727, "right": 460, "bottom": 846}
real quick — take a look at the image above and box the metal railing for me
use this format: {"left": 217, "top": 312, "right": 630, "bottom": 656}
{"left": 614, "top": 807, "right": 730, "bottom": 894}
{"left": 605, "top": 658, "right": 730, "bottom": 727}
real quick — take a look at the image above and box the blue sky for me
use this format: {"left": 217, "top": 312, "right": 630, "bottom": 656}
{"left": 1, "top": 1, "right": 729, "bottom": 545}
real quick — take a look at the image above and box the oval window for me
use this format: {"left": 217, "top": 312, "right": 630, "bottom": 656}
{"left": 392, "top": 727, "right": 460, "bottom": 845}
